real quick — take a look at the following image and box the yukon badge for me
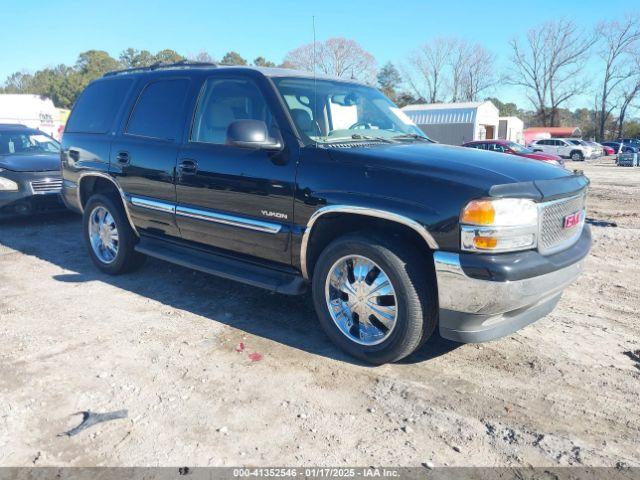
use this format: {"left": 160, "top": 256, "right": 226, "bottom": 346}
{"left": 261, "top": 210, "right": 288, "bottom": 220}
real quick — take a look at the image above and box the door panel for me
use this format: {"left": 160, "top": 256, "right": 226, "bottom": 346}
{"left": 111, "top": 136, "right": 180, "bottom": 236}
{"left": 110, "top": 77, "right": 192, "bottom": 238}
{"left": 175, "top": 75, "right": 296, "bottom": 265}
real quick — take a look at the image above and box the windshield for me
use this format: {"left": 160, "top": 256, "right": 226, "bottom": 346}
{"left": 272, "top": 77, "right": 430, "bottom": 144}
{"left": 0, "top": 130, "right": 60, "bottom": 156}
{"left": 506, "top": 141, "right": 533, "bottom": 154}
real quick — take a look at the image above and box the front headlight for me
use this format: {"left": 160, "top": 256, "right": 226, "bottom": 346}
{"left": 0, "top": 172, "right": 19, "bottom": 192}
{"left": 460, "top": 198, "right": 538, "bottom": 253}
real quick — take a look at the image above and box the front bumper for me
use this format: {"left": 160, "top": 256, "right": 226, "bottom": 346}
{"left": 434, "top": 226, "right": 590, "bottom": 343}
{"left": 0, "top": 170, "right": 65, "bottom": 218}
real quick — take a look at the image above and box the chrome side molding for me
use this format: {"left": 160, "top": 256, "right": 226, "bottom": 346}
{"left": 299, "top": 205, "right": 439, "bottom": 280}
{"left": 130, "top": 196, "right": 176, "bottom": 214}
{"left": 175, "top": 205, "right": 282, "bottom": 234}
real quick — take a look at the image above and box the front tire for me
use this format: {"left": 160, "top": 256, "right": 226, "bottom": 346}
{"left": 571, "top": 151, "right": 584, "bottom": 161}
{"left": 83, "top": 193, "right": 146, "bottom": 275}
{"left": 311, "top": 232, "right": 437, "bottom": 364}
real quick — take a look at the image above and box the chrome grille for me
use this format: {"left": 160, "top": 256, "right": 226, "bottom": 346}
{"left": 30, "top": 177, "right": 63, "bottom": 195}
{"left": 538, "top": 193, "right": 586, "bottom": 255}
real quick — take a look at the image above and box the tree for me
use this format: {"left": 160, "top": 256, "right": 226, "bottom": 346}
{"left": 460, "top": 44, "right": 496, "bottom": 101}
{"left": 508, "top": 20, "right": 596, "bottom": 126}
{"left": 76, "top": 50, "right": 120, "bottom": 76}
{"left": 283, "top": 38, "right": 377, "bottom": 84}
{"left": 220, "top": 51, "right": 247, "bottom": 66}
{"left": 119, "top": 48, "right": 155, "bottom": 68}
{"left": 1, "top": 72, "right": 34, "bottom": 93}
{"left": 405, "top": 38, "right": 452, "bottom": 103}
{"left": 377, "top": 62, "right": 402, "bottom": 101}
{"left": 191, "top": 51, "right": 215, "bottom": 63}
{"left": 616, "top": 57, "right": 640, "bottom": 138}
{"left": 595, "top": 17, "right": 640, "bottom": 139}
{"left": 486, "top": 97, "right": 519, "bottom": 117}
{"left": 153, "top": 49, "right": 185, "bottom": 64}
{"left": 253, "top": 57, "right": 276, "bottom": 67}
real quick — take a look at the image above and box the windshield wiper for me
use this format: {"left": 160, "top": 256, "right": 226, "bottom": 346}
{"left": 390, "top": 133, "right": 433, "bottom": 142}
{"left": 350, "top": 133, "right": 395, "bottom": 144}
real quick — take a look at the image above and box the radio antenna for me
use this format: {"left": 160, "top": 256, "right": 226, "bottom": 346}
{"left": 313, "top": 15, "right": 318, "bottom": 147}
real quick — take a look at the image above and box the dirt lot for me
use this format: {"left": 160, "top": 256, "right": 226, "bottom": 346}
{"left": 1, "top": 157, "right": 638, "bottom": 468}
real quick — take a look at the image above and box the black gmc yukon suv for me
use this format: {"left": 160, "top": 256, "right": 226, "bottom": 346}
{"left": 61, "top": 62, "right": 590, "bottom": 364}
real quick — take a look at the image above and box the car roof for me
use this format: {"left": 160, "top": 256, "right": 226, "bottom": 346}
{"left": 0, "top": 123, "right": 29, "bottom": 130}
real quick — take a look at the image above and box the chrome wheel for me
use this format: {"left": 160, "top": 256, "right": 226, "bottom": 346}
{"left": 88, "top": 205, "right": 119, "bottom": 264}
{"left": 324, "top": 255, "right": 398, "bottom": 346}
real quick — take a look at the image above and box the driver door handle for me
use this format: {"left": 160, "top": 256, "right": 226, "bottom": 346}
{"left": 178, "top": 159, "right": 198, "bottom": 175}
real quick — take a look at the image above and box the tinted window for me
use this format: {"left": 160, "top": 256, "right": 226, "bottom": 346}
{"left": 191, "top": 77, "right": 280, "bottom": 145}
{"left": 66, "top": 79, "right": 133, "bottom": 134}
{"left": 126, "top": 79, "right": 190, "bottom": 141}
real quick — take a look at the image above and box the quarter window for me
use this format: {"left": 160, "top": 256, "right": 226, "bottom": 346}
{"left": 191, "top": 77, "right": 280, "bottom": 145}
{"left": 126, "top": 79, "right": 190, "bottom": 141}
{"left": 66, "top": 79, "right": 133, "bottom": 134}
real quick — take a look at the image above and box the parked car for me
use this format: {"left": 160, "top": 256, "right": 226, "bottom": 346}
{"left": 601, "top": 141, "right": 639, "bottom": 155}
{"left": 618, "top": 138, "right": 640, "bottom": 148}
{"left": 61, "top": 63, "right": 591, "bottom": 364}
{"left": 600, "top": 144, "right": 615, "bottom": 156}
{"left": 584, "top": 141, "right": 604, "bottom": 158}
{"left": 462, "top": 140, "right": 565, "bottom": 167}
{"left": 0, "top": 123, "right": 64, "bottom": 218}
{"left": 529, "top": 138, "right": 593, "bottom": 161}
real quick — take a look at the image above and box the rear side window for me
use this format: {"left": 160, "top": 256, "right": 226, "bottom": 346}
{"left": 126, "top": 79, "right": 190, "bottom": 141}
{"left": 66, "top": 79, "right": 133, "bottom": 134}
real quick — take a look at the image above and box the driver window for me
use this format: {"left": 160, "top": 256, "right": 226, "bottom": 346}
{"left": 191, "top": 77, "right": 279, "bottom": 145}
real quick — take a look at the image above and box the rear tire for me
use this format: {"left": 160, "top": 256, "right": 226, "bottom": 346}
{"left": 83, "top": 193, "right": 146, "bottom": 275}
{"left": 311, "top": 232, "right": 437, "bottom": 364}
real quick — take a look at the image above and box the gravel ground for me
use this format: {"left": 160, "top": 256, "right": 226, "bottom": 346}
{"left": 0, "top": 157, "right": 638, "bottom": 467}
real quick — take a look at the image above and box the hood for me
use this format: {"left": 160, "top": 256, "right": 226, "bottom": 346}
{"left": 0, "top": 153, "right": 61, "bottom": 172}
{"left": 521, "top": 151, "right": 562, "bottom": 161}
{"left": 326, "top": 142, "right": 572, "bottom": 191}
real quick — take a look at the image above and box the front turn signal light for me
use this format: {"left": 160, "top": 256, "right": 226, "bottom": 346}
{"left": 461, "top": 200, "right": 495, "bottom": 225}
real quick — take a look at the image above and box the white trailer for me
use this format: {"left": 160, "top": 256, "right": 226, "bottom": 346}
{"left": 0, "top": 94, "right": 60, "bottom": 138}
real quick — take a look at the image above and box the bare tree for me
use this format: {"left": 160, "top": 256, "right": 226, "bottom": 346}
{"left": 595, "top": 17, "right": 640, "bottom": 139}
{"left": 405, "top": 38, "right": 453, "bottom": 103}
{"left": 616, "top": 55, "right": 640, "bottom": 137}
{"left": 460, "top": 44, "right": 496, "bottom": 101}
{"left": 508, "top": 20, "right": 596, "bottom": 126}
{"left": 447, "top": 39, "right": 470, "bottom": 102}
{"left": 283, "top": 38, "right": 377, "bottom": 84}
{"left": 190, "top": 51, "right": 215, "bottom": 63}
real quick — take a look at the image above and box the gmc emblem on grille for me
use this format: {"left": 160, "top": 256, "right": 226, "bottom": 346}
{"left": 563, "top": 211, "right": 582, "bottom": 229}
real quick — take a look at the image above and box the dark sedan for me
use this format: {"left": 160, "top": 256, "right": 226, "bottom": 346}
{"left": 0, "top": 124, "right": 65, "bottom": 218}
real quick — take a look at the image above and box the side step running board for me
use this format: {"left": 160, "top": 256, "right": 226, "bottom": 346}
{"left": 135, "top": 236, "right": 306, "bottom": 295}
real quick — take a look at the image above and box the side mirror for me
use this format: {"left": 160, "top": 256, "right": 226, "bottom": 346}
{"left": 226, "top": 120, "right": 282, "bottom": 151}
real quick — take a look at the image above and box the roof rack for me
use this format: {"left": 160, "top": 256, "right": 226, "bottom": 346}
{"left": 103, "top": 60, "right": 218, "bottom": 77}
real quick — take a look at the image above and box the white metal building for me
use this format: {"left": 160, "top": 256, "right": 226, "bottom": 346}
{"left": 498, "top": 116, "right": 524, "bottom": 144}
{"left": 401, "top": 101, "right": 500, "bottom": 145}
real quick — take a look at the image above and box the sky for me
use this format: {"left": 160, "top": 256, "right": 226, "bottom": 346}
{"left": 0, "top": 0, "right": 635, "bottom": 110}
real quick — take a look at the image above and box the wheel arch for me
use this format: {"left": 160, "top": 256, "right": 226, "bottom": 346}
{"left": 77, "top": 173, "right": 139, "bottom": 236}
{"left": 300, "top": 206, "right": 439, "bottom": 280}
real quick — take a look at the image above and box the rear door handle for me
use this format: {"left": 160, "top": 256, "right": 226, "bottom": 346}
{"left": 116, "top": 151, "right": 130, "bottom": 164}
{"left": 178, "top": 159, "right": 198, "bottom": 175}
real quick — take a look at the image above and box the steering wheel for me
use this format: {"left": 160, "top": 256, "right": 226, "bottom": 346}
{"left": 349, "top": 121, "right": 372, "bottom": 130}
